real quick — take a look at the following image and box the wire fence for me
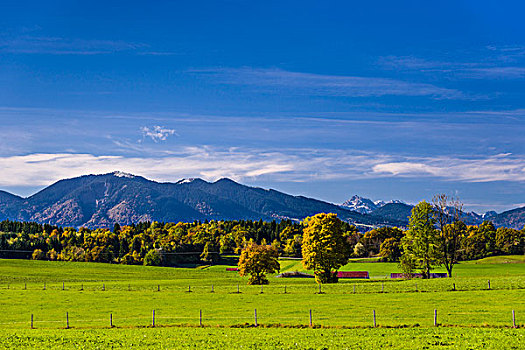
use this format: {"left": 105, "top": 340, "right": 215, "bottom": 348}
{"left": 1, "top": 278, "right": 524, "bottom": 294}
{"left": 0, "top": 308, "right": 520, "bottom": 330}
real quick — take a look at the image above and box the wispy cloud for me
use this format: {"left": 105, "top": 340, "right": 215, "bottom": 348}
{"left": 0, "top": 150, "right": 524, "bottom": 191}
{"left": 461, "top": 67, "right": 525, "bottom": 79}
{"left": 0, "top": 35, "right": 146, "bottom": 55}
{"left": 192, "top": 67, "right": 467, "bottom": 100}
{"left": 380, "top": 46, "right": 525, "bottom": 80}
{"left": 140, "top": 126, "right": 177, "bottom": 143}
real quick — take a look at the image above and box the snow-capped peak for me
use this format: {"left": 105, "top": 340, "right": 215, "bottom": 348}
{"left": 374, "top": 200, "right": 386, "bottom": 207}
{"left": 177, "top": 178, "right": 196, "bottom": 184}
{"left": 113, "top": 171, "right": 135, "bottom": 178}
{"left": 341, "top": 195, "right": 405, "bottom": 214}
{"left": 341, "top": 195, "right": 378, "bottom": 214}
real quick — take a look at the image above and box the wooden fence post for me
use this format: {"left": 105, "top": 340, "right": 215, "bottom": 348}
{"left": 30, "top": 314, "right": 33, "bottom": 329}
{"left": 62, "top": 282, "right": 65, "bottom": 291}
{"left": 254, "top": 309, "right": 258, "bottom": 327}
{"left": 415, "top": 283, "right": 418, "bottom": 292}
{"left": 260, "top": 285, "right": 263, "bottom": 294}
{"left": 284, "top": 285, "right": 287, "bottom": 294}
{"left": 43, "top": 282, "right": 46, "bottom": 290}
{"left": 382, "top": 282, "right": 384, "bottom": 293}
{"left": 24, "top": 283, "right": 27, "bottom": 290}
{"left": 488, "top": 280, "right": 491, "bottom": 290}
{"left": 80, "top": 284, "right": 83, "bottom": 291}
{"left": 102, "top": 283, "right": 105, "bottom": 291}
{"left": 373, "top": 310, "right": 376, "bottom": 327}
{"left": 353, "top": 284, "right": 356, "bottom": 294}
{"left": 66, "top": 312, "right": 69, "bottom": 329}
{"left": 452, "top": 283, "right": 456, "bottom": 291}
{"left": 513, "top": 310, "right": 516, "bottom": 328}
{"left": 309, "top": 309, "right": 312, "bottom": 327}
{"left": 110, "top": 313, "right": 113, "bottom": 328}
{"left": 434, "top": 309, "right": 437, "bottom": 326}
{"left": 157, "top": 285, "right": 160, "bottom": 292}
{"left": 152, "top": 310, "right": 155, "bottom": 327}
{"left": 199, "top": 310, "right": 202, "bottom": 327}
{"left": 211, "top": 285, "right": 214, "bottom": 293}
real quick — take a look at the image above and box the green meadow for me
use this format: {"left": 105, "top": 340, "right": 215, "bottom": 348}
{"left": 2, "top": 327, "right": 524, "bottom": 349}
{"left": 0, "top": 257, "right": 524, "bottom": 348}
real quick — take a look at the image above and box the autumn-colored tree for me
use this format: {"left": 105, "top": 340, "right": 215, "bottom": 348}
{"left": 379, "top": 237, "right": 402, "bottom": 262}
{"left": 461, "top": 221, "right": 497, "bottom": 260}
{"left": 144, "top": 249, "right": 162, "bottom": 266}
{"left": 401, "top": 201, "right": 442, "bottom": 278}
{"left": 495, "top": 227, "right": 525, "bottom": 255}
{"left": 32, "top": 249, "right": 46, "bottom": 260}
{"left": 238, "top": 242, "right": 280, "bottom": 285}
{"left": 301, "top": 213, "right": 351, "bottom": 284}
{"left": 283, "top": 234, "right": 302, "bottom": 257}
{"left": 362, "top": 227, "right": 404, "bottom": 256}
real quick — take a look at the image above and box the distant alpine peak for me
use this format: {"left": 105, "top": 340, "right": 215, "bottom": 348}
{"left": 341, "top": 195, "right": 405, "bottom": 214}
{"left": 112, "top": 171, "right": 136, "bottom": 179}
{"left": 341, "top": 195, "right": 378, "bottom": 214}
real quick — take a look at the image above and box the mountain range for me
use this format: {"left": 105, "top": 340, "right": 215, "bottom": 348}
{"left": 340, "top": 195, "right": 524, "bottom": 229}
{"left": 0, "top": 172, "right": 523, "bottom": 230}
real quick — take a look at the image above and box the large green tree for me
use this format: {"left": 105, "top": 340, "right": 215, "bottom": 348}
{"left": 301, "top": 213, "right": 351, "bottom": 284}
{"left": 401, "top": 201, "right": 442, "bottom": 278}
{"left": 238, "top": 242, "right": 280, "bottom": 285}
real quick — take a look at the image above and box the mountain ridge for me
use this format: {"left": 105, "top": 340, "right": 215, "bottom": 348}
{"left": 0, "top": 172, "right": 404, "bottom": 229}
{"left": 0, "top": 172, "right": 523, "bottom": 230}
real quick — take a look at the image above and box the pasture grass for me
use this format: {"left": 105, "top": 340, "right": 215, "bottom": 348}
{"left": 1, "top": 326, "right": 524, "bottom": 349}
{"left": 0, "top": 257, "right": 524, "bottom": 348}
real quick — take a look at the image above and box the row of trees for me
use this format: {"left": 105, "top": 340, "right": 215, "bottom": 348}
{"left": 238, "top": 195, "right": 525, "bottom": 284}
{"left": 0, "top": 219, "right": 305, "bottom": 265}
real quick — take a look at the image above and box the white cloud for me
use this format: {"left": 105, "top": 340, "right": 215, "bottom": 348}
{"left": 0, "top": 149, "right": 298, "bottom": 188}
{"left": 372, "top": 162, "right": 442, "bottom": 176}
{"left": 372, "top": 154, "right": 525, "bottom": 182}
{"left": 140, "top": 126, "right": 177, "bottom": 142}
{"left": 0, "top": 150, "right": 524, "bottom": 192}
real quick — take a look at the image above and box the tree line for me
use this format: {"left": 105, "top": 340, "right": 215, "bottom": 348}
{"left": 0, "top": 195, "right": 523, "bottom": 279}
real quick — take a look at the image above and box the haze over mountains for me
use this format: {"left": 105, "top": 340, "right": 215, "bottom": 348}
{"left": 0, "top": 172, "right": 523, "bottom": 230}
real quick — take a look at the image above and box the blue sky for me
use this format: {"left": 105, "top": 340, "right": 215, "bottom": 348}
{"left": 0, "top": 1, "right": 524, "bottom": 213}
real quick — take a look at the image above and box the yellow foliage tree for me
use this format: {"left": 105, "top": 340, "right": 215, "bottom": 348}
{"left": 238, "top": 242, "right": 280, "bottom": 285}
{"left": 301, "top": 213, "right": 350, "bottom": 284}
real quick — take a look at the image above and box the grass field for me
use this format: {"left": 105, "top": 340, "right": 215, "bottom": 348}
{"left": 0, "top": 257, "right": 524, "bottom": 348}
{"left": 1, "top": 327, "right": 524, "bottom": 349}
